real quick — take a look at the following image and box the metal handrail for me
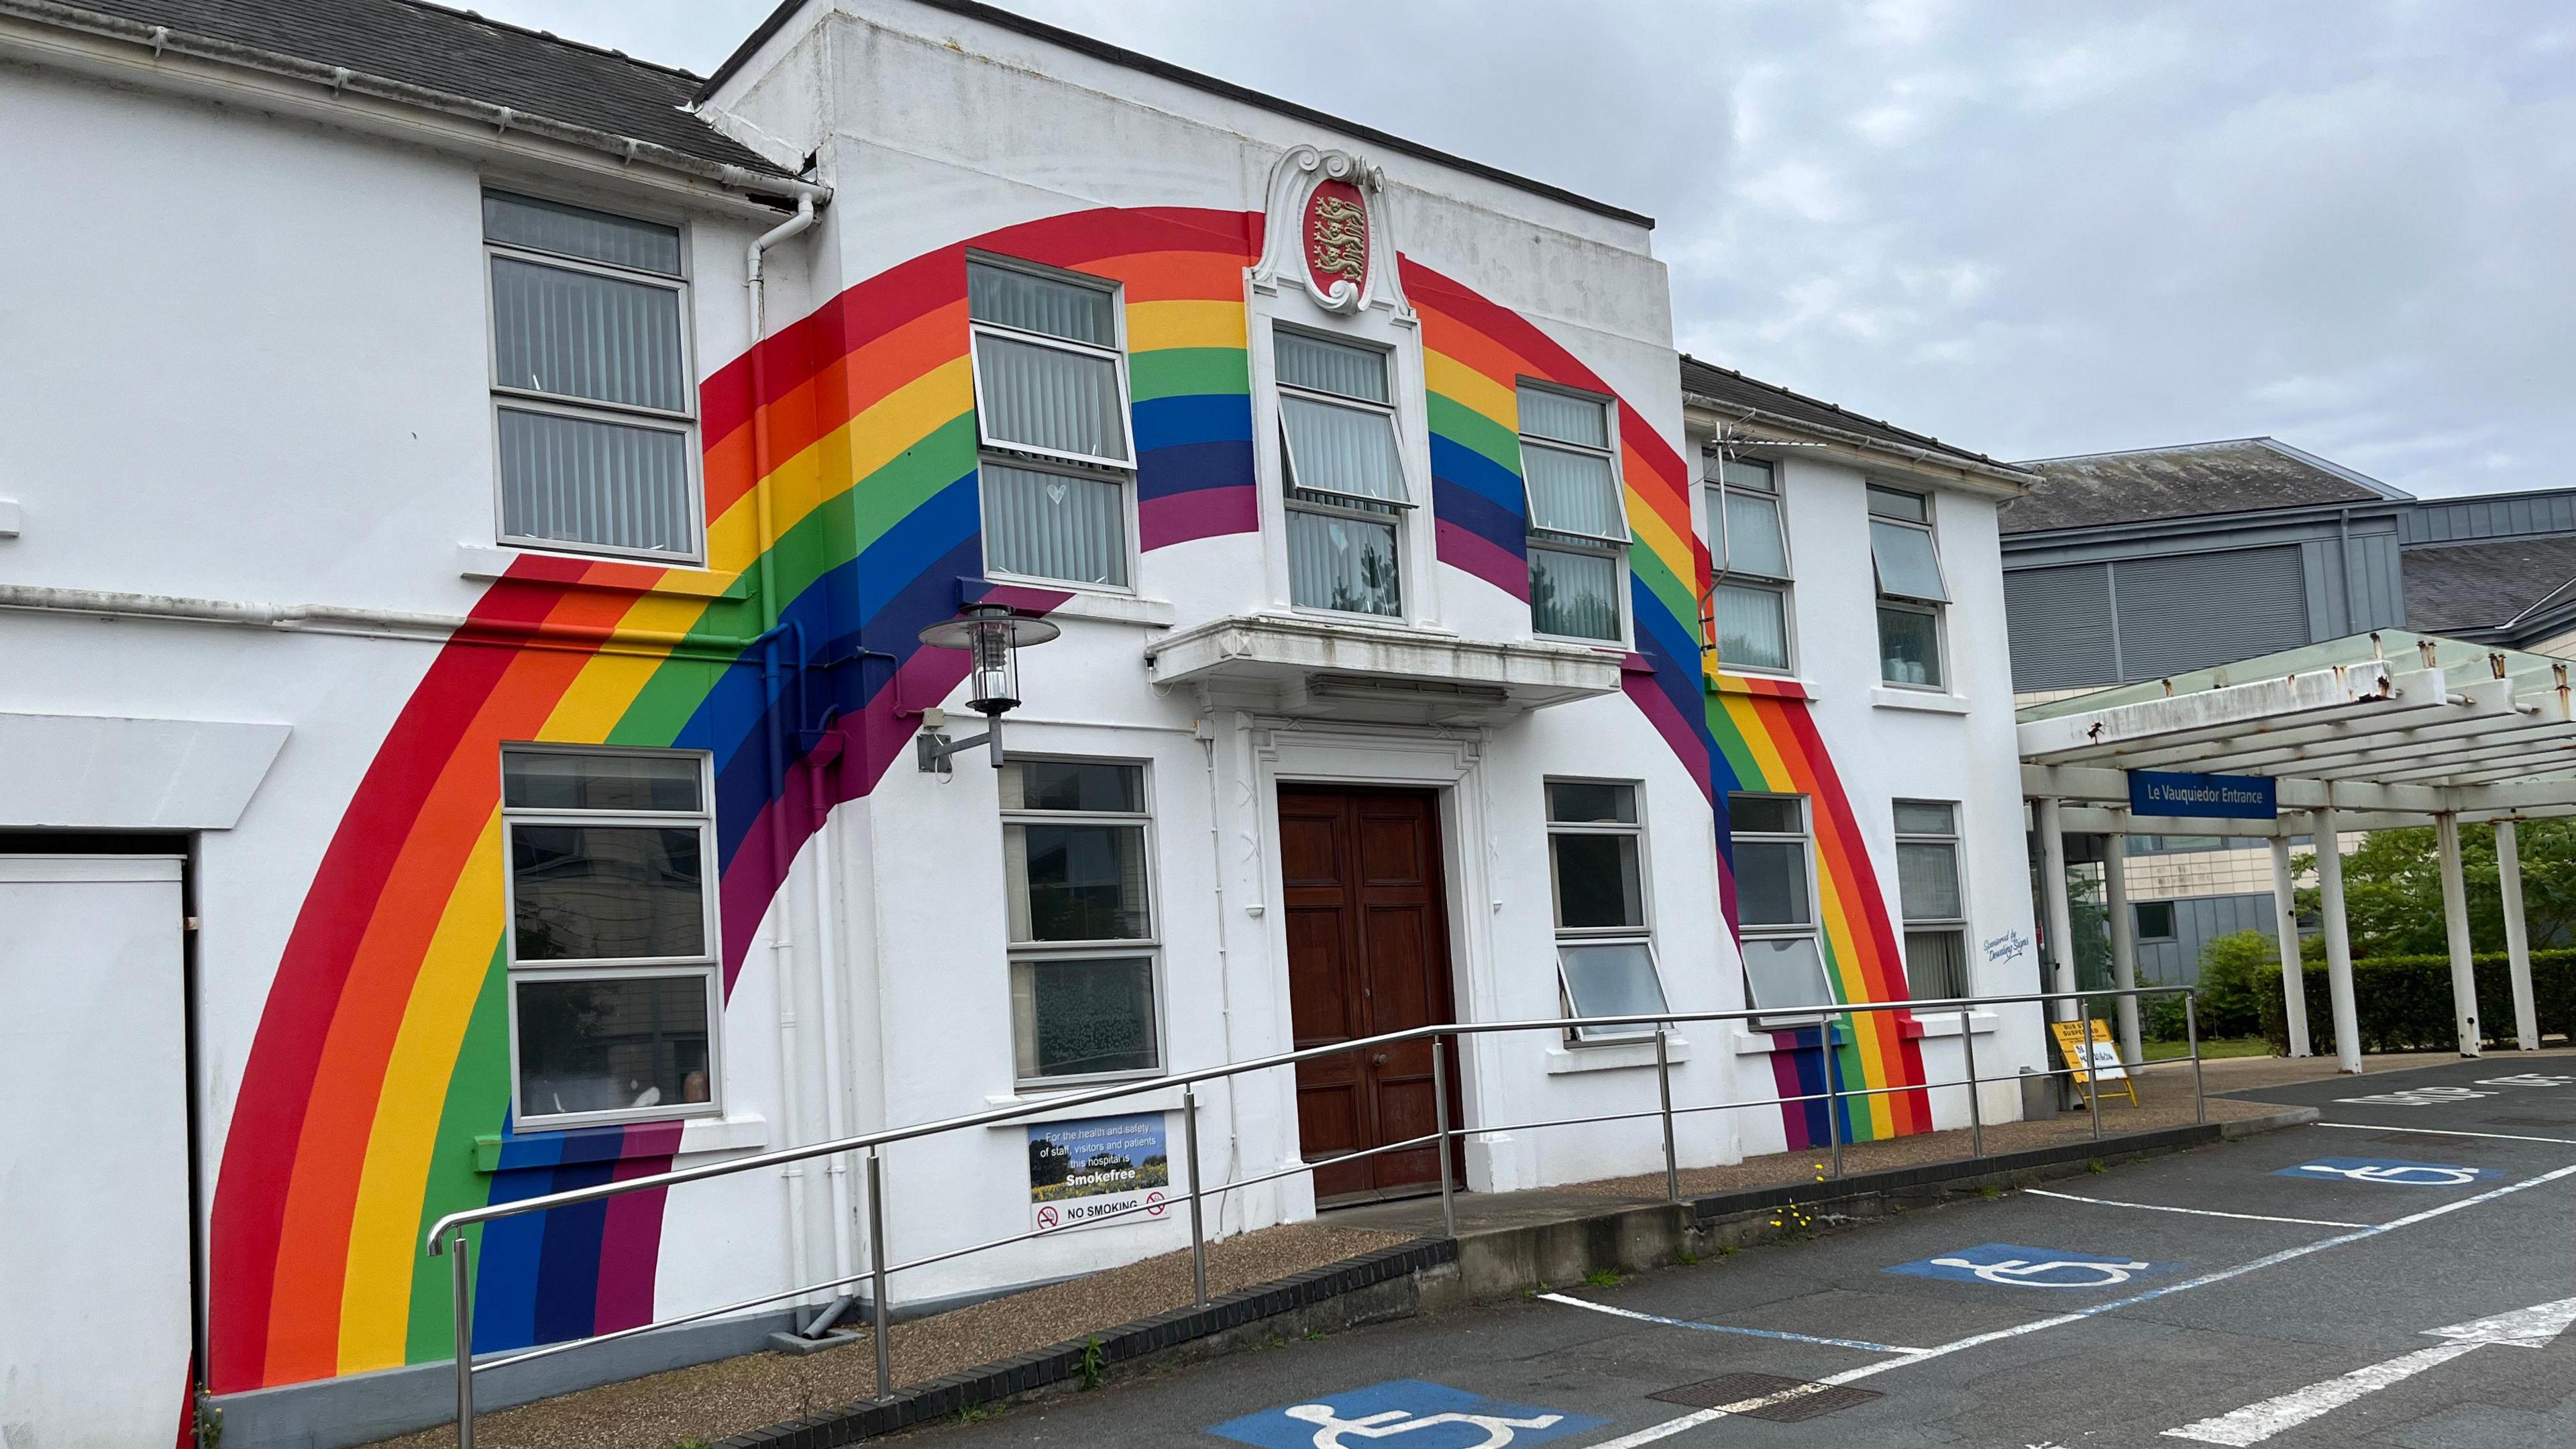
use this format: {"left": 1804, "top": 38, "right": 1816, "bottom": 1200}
{"left": 430, "top": 983, "right": 2198, "bottom": 1445}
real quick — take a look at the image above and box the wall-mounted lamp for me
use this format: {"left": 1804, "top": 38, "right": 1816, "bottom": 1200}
{"left": 914, "top": 602, "right": 1060, "bottom": 773}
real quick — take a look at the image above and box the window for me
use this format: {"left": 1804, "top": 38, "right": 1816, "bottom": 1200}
{"left": 502, "top": 748, "right": 718, "bottom": 1127}
{"left": 485, "top": 191, "right": 699, "bottom": 561}
{"left": 1868, "top": 484, "right": 1948, "bottom": 688}
{"left": 1001, "top": 759, "right": 1162, "bottom": 1085}
{"left": 2134, "top": 900, "right": 2178, "bottom": 942}
{"left": 1547, "top": 781, "right": 1668, "bottom": 1041}
{"left": 1894, "top": 800, "right": 1970, "bottom": 1000}
{"left": 970, "top": 260, "right": 1136, "bottom": 589}
{"left": 1520, "top": 385, "right": 1628, "bottom": 641}
{"left": 1731, "top": 793, "right": 1835, "bottom": 1018}
{"left": 1709, "top": 455, "right": 1793, "bottom": 672}
{"left": 1277, "top": 331, "right": 1409, "bottom": 616}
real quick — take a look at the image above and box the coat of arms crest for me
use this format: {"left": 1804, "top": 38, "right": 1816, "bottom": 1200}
{"left": 1301, "top": 178, "right": 1370, "bottom": 299}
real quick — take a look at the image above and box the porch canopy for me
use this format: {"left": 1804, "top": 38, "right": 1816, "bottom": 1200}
{"left": 2018, "top": 630, "right": 2576, "bottom": 1071}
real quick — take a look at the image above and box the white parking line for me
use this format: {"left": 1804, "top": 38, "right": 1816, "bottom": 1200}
{"left": 2020, "top": 1188, "right": 2370, "bottom": 1230}
{"left": 1535, "top": 1293, "right": 1926, "bottom": 1354}
{"left": 1580, "top": 1159, "right": 2576, "bottom": 1448}
{"left": 2314, "top": 1121, "right": 2576, "bottom": 1145}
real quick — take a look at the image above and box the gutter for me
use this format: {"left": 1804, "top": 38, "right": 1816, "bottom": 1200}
{"left": 1682, "top": 390, "right": 2038, "bottom": 493}
{"left": 0, "top": 0, "right": 828, "bottom": 207}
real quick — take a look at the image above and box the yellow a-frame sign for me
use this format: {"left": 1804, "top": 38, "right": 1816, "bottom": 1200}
{"left": 2051, "top": 1018, "right": 2141, "bottom": 1108}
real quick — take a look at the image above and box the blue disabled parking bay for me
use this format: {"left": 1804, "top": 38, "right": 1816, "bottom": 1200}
{"left": 1886, "top": 1243, "right": 2182, "bottom": 1290}
{"left": 2274, "top": 1156, "right": 2502, "bottom": 1188}
{"left": 1207, "top": 1379, "right": 1610, "bottom": 1449}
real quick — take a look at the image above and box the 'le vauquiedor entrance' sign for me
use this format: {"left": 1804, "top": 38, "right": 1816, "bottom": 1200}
{"left": 2128, "top": 769, "right": 2278, "bottom": 820}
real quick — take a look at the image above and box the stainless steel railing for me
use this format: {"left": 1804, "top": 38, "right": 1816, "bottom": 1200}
{"left": 425, "top": 983, "right": 2203, "bottom": 1444}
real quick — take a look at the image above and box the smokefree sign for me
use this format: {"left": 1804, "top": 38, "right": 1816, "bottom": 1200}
{"left": 1028, "top": 1112, "right": 1171, "bottom": 1233}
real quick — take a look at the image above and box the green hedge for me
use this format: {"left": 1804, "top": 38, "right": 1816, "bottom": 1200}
{"left": 2256, "top": 949, "right": 2576, "bottom": 1054}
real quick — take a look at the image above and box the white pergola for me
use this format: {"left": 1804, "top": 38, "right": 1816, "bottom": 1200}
{"left": 2019, "top": 631, "right": 2574, "bottom": 1072}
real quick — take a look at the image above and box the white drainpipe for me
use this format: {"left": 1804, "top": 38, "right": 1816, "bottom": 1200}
{"left": 741, "top": 174, "right": 830, "bottom": 1306}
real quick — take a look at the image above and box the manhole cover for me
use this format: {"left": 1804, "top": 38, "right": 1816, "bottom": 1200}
{"left": 1652, "top": 1373, "right": 1882, "bottom": 1421}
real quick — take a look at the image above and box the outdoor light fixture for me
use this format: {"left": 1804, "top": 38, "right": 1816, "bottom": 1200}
{"left": 914, "top": 601, "right": 1061, "bottom": 773}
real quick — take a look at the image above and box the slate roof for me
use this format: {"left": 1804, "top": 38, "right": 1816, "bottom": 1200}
{"left": 41, "top": 0, "right": 784, "bottom": 174}
{"left": 1677, "top": 355, "right": 2021, "bottom": 474}
{"left": 2002, "top": 437, "right": 2406, "bottom": 535}
{"left": 2402, "top": 534, "right": 2576, "bottom": 635}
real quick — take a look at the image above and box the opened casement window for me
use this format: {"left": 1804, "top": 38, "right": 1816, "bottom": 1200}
{"left": 1520, "top": 384, "right": 1628, "bottom": 641}
{"left": 1277, "top": 331, "right": 1410, "bottom": 616}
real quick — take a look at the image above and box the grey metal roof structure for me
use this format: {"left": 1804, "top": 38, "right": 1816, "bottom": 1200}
{"left": 15, "top": 0, "right": 788, "bottom": 175}
{"left": 2004, "top": 437, "right": 2408, "bottom": 536}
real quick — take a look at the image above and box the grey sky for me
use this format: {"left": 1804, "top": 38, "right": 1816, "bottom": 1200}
{"left": 480, "top": 1, "right": 2574, "bottom": 498}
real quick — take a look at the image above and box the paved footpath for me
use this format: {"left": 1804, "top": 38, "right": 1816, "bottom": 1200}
{"left": 909, "top": 1055, "right": 2575, "bottom": 1448}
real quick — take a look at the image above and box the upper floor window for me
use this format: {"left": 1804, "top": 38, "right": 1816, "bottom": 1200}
{"left": 1277, "top": 331, "right": 1409, "bottom": 616}
{"left": 1709, "top": 455, "right": 1793, "bottom": 672}
{"left": 1731, "top": 793, "right": 1835, "bottom": 1018}
{"left": 969, "top": 260, "right": 1136, "bottom": 590}
{"left": 485, "top": 192, "right": 700, "bottom": 561}
{"left": 502, "top": 747, "right": 718, "bottom": 1128}
{"left": 1546, "top": 781, "right": 1669, "bottom": 1042}
{"left": 1519, "top": 385, "right": 1629, "bottom": 642}
{"left": 1868, "top": 484, "right": 1949, "bottom": 688}
{"left": 1894, "top": 800, "right": 1969, "bottom": 1000}
{"left": 1000, "top": 758, "right": 1163, "bottom": 1085}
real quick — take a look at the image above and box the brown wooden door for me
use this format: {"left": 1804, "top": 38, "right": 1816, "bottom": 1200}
{"left": 1279, "top": 786, "right": 1459, "bottom": 1203}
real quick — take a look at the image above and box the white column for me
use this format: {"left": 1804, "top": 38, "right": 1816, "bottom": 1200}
{"left": 2313, "top": 806, "right": 2364, "bottom": 1073}
{"left": 2434, "top": 812, "right": 2482, "bottom": 1058}
{"left": 2102, "top": 835, "right": 2143, "bottom": 1065}
{"left": 2037, "top": 797, "right": 2079, "bottom": 1024}
{"left": 2269, "top": 834, "right": 2312, "bottom": 1058}
{"left": 2496, "top": 819, "right": 2539, "bottom": 1051}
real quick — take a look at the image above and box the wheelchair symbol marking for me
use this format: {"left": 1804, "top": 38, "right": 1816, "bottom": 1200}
{"left": 2275, "top": 1156, "right": 2496, "bottom": 1188}
{"left": 1886, "top": 1243, "right": 2179, "bottom": 1291}
{"left": 1207, "top": 1381, "right": 1607, "bottom": 1449}
{"left": 1927, "top": 1255, "right": 2153, "bottom": 1288}
{"left": 1283, "top": 1403, "right": 1562, "bottom": 1448}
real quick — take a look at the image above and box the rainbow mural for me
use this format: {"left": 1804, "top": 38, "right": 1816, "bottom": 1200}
{"left": 207, "top": 205, "right": 1920, "bottom": 1392}
{"left": 1407, "top": 258, "right": 1928, "bottom": 1150}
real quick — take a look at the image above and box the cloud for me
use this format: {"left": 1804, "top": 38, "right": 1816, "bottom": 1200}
{"left": 476, "top": 0, "right": 2576, "bottom": 498}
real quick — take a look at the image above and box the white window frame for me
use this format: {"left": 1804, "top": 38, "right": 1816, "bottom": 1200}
{"left": 1275, "top": 325, "right": 1413, "bottom": 620}
{"left": 967, "top": 253, "right": 1141, "bottom": 594}
{"left": 1545, "top": 778, "right": 1668, "bottom": 1043}
{"left": 500, "top": 744, "right": 722, "bottom": 1132}
{"left": 1707, "top": 453, "right": 1796, "bottom": 675}
{"left": 1893, "top": 799, "right": 1972, "bottom": 1002}
{"left": 1521, "top": 381, "right": 1632, "bottom": 647}
{"left": 483, "top": 191, "right": 704, "bottom": 566}
{"left": 1000, "top": 756, "right": 1167, "bottom": 1090}
{"left": 1731, "top": 792, "right": 1837, "bottom": 1025}
{"left": 1868, "top": 483, "right": 1950, "bottom": 690}
{"left": 2134, "top": 900, "right": 2178, "bottom": 943}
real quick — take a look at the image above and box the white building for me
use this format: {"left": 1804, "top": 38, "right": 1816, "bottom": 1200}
{"left": 0, "top": 2, "right": 2044, "bottom": 1444}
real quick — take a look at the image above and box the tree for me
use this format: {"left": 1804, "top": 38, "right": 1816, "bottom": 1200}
{"left": 2295, "top": 819, "right": 2576, "bottom": 959}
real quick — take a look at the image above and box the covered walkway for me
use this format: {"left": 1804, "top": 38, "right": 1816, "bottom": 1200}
{"left": 2019, "top": 630, "right": 2575, "bottom": 1071}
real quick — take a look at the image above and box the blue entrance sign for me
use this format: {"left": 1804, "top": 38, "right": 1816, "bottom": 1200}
{"left": 1208, "top": 1380, "right": 1609, "bottom": 1449}
{"left": 2129, "top": 770, "right": 2277, "bottom": 820}
{"left": 1886, "top": 1243, "right": 2180, "bottom": 1290}
{"left": 2274, "top": 1157, "right": 2501, "bottom": 1188}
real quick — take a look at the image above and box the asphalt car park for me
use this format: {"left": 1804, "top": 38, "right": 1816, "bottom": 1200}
{"left": 913, "top": 1055, "right": 2576, "bottom": 1448}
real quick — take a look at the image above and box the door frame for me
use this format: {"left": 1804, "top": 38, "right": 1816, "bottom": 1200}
{"left": 1275, "top": 782, "right": 1467, "bottom": 1201}
{"left": 1242, "top": 724, "right": 1499, "bottom": 1191}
